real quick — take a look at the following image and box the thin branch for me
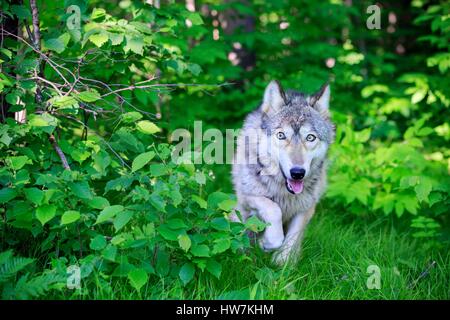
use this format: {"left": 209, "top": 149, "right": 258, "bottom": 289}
{"left": 30, "top": 0, "right": 41, "bottom": 50}
{"left": 79, "top": 76, "right": 156, "bottom": 116}
{"left": 59, "top": 114, "right": 132, "bottom": 170}
{"left": 49, "top": 134, "right": 71, "bottom": 170}
{"left": 28, "top": 1, "right": 71, "bottom": 170}
{"left": 100, "top": 82, "right": 232, "bottom": 98}
{"left": 0, "top": 29, "right": 73, "bottom": 85}
{"left": 24, "top": 23, "right": 34, "bottom": 45}
{"left": 27, "top": 76, "right": 64, "bottom": 96}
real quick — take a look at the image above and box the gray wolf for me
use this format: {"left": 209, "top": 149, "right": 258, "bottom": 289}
{"left": 231, "top": 80, "right": 335, "bottom": 265}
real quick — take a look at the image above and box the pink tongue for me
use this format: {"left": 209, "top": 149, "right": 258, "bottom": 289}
{"left": 288, "top": 179, "right": 304, "bottom": 194}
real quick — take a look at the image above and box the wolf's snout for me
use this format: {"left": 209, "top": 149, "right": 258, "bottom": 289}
{"left": 290, "top": 167, "right": 305, "bottom": 180}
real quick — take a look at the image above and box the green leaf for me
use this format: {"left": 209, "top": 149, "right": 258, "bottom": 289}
{"left": 0, "top": 250, "right": 13, "bottom": 265}
{"left": 186, "top": 12, "right": 204, "bottom": 25}
{"left": 179, "top": 262, "right": 195, "bottom": 285}
{"left": 77, "top": 90, "right": 101, "bottom": 102}
{"left": 194, "top": 172, "right": 206, "bottom": 185}
{"left": 102, "top": 245, "right": 117, "bottom": 262}
{"left": 11, "top": 5, "right": 31, "bottom": 19}
{"left": 61, "top": 210, "right": 80, "bottom": 225}
{"left": 121, "top": 112, "right": 143, "bottom": 123}
{"left": 211, "top": 217, "right": 230, "bottom": 231}
{"left": 171, "top": 189, "right": 183, "bottom": 208}
{"left": 28, "top": 113, "right": 58, "bottom": 133}
{"left": 95, "top": 205, "right": 124, "bottom": 224}
{"left": 131, "top": 151, "right": 156, "bottom": 172}
{"left": 178, "top": 234, "right": 191, "bottom": 252}
{"left": 395, "top": 202, "right": 404, "bottom": 218}
{"left": 415, "top": 180, "right": 433, "bottom": 203}
{"left": 207, "top": 192, "right": 230, "bottom": 209}
{"left": 417, "top": 127, "right": 434, "bottom": 137}
{"left": 157, "top": 225, "right": 179, "bottom": 241}
{"left": 91, "top": 8, "right": 106, "bottom": 20}
{"left": 245, "top": 215, "right": 266, "bottom": 232}
{"left": 0, "top": 188, "right": 17, "bottom": 204}
{"left": 136, "top": 120, "right": 161, "bottom": 134}
{"left": 0, "top": 132, "right": 12, "bottom": 146}
{"left": 49, "top": 95, "right": 78, "bottom": 108}
{"left": 166, "top": 219, "right": 188, "bottom": 229}
{"left": 191, "top": 244, "right": 210, "bottom": 257}
{"left": 90, "top": 235, "right": 107, "bottom": 250}
{"left": 155, "top": 250, "right": 170, "bottom": 277}
{"left": 218, "top": 199, "right": 236, "bottom": 212}
{"left": 206, "top": 259, "right": 222, "bottom": 279}
{"left": 150, "top": 163, "right": 168, "bottom": 177}
{"left": 89, "top": 33, "right": 109, "bottom": 47}
{"left": 191, "top": 195, "right": 207, "bottom": 209}
{"left": 114, "top": 210, "right": 133, "bottom": 231}
{"left": 0, "top": 254, "right": 33, "bottom": 281}
{"left": 8, "top": 156, "right": 30, "bottom": 170}
{"left": 6, "top": 90, "right": 22, "bottom": 107}
{"left": 43, "top": 38, "right": 65, "bottom": 54}
{"left": 36, "top": 204, "right": 57, "bottom": 226}
{"left": 69, "top": 181, "right": 93, "bottom": 200}
{"left": 124, "top": 35, "right": 144, "bottom": 55}
{"left": 402, "top": 196, "right": 418, "bottom": 215}
{"left": 0, "top": 48, "right": 12, "bottom": 59}
{"left": 108, "top": 32, "right": 124, "bottom": 46}
{"left": 128, "top": 268, "right": 148, "bottom": 292}
{"left": 24, "top": 188, "right": 44, "bottom": 205}
{"left": 87, "top": 196, "right": 110, "bottom": 209}
{"left": 149, "top": 193, "right": 166, "bottom": 212}
{"left": 213, "top": 238, "right": 231, "bottom": 254}
{"left": 187, "top": 63, "right": 202, "bottom": 76}
{"left": 411, "top": 89, "right": 427, "bottom": 104}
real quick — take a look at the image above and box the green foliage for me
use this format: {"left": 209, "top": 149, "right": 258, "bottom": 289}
{"left": 0, "top": 118, "right": 256, "bottom": 297}
{"left": 0, "top": 0, "right": 449, "bottom": 300}
{"left": 164, "top": 0, "right": 450, "bottom": 244}
{"left": 327, "top": 121, "right": 449, "bottom": 226}
{"left": 0, "top": 0, "right": 261, "bottom": 299}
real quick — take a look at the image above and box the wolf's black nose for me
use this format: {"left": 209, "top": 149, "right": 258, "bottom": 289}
{"left": 290, "top": 167, "right": 305, "bottom": 180}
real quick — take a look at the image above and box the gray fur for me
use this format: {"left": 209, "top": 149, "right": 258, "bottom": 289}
{"left": 231, "top": 81, "right": 335, "bottom": 265}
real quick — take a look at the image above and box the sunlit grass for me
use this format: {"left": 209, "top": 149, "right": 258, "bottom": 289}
{"left": 59, "top": 210, "right": 449, "bottom": 300}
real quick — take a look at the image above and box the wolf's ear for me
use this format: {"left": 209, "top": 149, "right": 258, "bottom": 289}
{"left": 262, "top": 80, "right": 286, "bottom": 115}
{"left": 309, "top": 83, "right": 330, "bottom": 118}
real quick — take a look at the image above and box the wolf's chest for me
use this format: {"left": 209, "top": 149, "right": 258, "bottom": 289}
{"left": 270, "top": 189, "right": 316, "bottom": 222}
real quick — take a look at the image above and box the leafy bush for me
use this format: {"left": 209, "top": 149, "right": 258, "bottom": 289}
{"left": 0, "top": 115, "right": 268, "bottom": 297}
{"left": 0, "top": 0, "right": 449, "bottom": 300}
{"left": 166, "top": 0, "right": 450, "bottom": 242}
{"left": 0, "top": 1, "right": 265, "bottom": 298}
{"left": 327, "top": 120, "right": 449, "bottom": 243}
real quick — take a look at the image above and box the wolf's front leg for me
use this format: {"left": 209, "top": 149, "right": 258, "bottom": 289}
{"left": 244, "top": 196, "right": 284, "bottom": 251}
{"left": 273, "top": 206, "right": 316, "bottom": 266}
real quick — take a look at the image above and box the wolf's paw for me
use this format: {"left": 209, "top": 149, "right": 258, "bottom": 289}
{"left": 271, "top": 249, "right": 290, "bottom": 266}
{"left": 259, "top": 235, "right": 284, "bottom": 252}
{"left": 272, "top": 246, "right": 300, "bottom": 266}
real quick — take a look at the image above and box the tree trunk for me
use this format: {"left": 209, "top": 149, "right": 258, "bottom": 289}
{"left": 0, "top": 1, "right": 20, "bottom": 122}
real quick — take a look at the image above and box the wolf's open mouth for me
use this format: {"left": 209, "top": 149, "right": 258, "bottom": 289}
{"left": 286, "top": 178, "right": 304, "bottom": 194}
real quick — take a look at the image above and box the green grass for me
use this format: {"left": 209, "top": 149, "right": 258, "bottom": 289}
{"left": 57, "top": 210, "right": 449, "bottom": 300}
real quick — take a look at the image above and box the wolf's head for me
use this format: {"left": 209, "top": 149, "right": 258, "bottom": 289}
{"left": 259, "top": 80, "right": 334, "bottom": 194}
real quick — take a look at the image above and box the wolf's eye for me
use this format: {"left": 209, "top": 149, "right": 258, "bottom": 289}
{"left": 276, "top": 132, "right": 286, "bottom": 140}
{"left": 306, "top": 134, "right": 316, "bottom": 142}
